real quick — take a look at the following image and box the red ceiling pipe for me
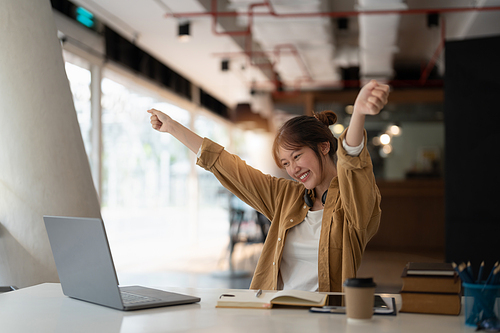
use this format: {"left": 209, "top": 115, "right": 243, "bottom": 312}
{"left": 165, "top": 2, "right": 499, "bottom": 91}
{"left": 214, "top": 43, "right": 313, "bottom": 82}
{"left": 207, "top": 0, "right": 312, "bottom": 89}
{"left": 165, "top": 5, "right": 500, "bottom": 19}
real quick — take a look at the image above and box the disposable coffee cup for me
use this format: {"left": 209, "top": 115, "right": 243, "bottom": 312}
{"left": 343, "top": 278, "right": 376, "bottom": 322}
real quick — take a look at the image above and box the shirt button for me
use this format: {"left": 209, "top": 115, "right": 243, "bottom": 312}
{"left": 273, "top": 262, "right": 275, "bottom": 265}
{"left": 278, "top": 238, "right": 281, "bottom": 241}
{"left": 303, "top": 205, "right": 307, "bottom": 209}
{"left": 290, "top": 219, "right": 293, "bottom": 223}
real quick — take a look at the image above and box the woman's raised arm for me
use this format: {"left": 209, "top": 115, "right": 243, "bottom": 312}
{"left": 345, "top": 80, "right": 390, "bottom": 147}
{"left": 147, "top": 108, "right": 203, "bottom": 154}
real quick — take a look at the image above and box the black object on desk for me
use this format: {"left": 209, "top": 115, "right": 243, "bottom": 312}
{"left": 0, "top": 286, "right": 18, "bottom": 293}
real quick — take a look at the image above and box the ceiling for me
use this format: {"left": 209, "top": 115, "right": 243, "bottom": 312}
{"left": 67, "top": 0, "right": 500, "bottom": 114}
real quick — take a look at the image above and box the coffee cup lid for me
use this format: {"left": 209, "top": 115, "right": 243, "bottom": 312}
{"left": 343, "top": 277, "right": 376, "bottom": 288}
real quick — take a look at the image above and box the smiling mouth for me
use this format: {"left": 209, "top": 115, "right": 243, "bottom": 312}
{"left": 298, "top": 171, "right": 310, "bottom": 181}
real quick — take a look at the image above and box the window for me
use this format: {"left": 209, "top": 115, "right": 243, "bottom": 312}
{"left": 64, "top": 50, "right": 242, "bottom": 285}
{"left": 194, "top": 115, "right": 231, "bottom": 263}
{"left": 63, "top": 52, "right": 92, "bottom": 168}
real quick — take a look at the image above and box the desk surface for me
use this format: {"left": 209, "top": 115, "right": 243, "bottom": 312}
{"left": 0, "top": 283, "right": 474, "bottom": 333}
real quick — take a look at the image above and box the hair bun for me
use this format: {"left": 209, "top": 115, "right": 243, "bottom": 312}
{"left": 314, "top": 110, "right": 337, "bottom": 126}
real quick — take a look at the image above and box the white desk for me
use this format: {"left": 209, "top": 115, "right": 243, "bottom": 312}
{"left": 0, "top": 283, "right": 474, "bottom": 333}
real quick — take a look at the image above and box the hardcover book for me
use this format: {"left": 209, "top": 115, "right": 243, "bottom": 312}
{"left": 400, "top": 292, "right": 461, "bottom": 315}
{"left": 401, "top": 266, "right": 461, "bottom": 294}
{"left": 405, "top": 262, "right": 456, "bottom": 276}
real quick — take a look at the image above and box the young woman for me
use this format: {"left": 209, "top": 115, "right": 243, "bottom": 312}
{"left": 148, "top": 80, "right": 389, "bottom": 292}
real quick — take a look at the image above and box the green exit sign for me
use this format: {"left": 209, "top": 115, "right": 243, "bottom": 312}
{"left": 75, "top": 7, "right": 94, "bottom": 28}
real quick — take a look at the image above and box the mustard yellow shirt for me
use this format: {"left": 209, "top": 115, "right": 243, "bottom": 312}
{"left": 196, "top": 130, "right": 381, "bottom": 292}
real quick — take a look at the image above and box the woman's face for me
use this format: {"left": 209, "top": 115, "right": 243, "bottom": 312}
{"left": 278, "top": 145, "right": 324, "bottom": 190}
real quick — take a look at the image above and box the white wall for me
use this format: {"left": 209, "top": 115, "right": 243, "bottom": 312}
{"left": 0, "top": 0, "right": 101, "bottom": 288}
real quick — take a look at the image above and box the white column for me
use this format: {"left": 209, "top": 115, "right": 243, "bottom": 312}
{"left": 0, "top": 0, "right": 101, "bottom": 287}
{"left": 90, "top": 64, "right": 102, "bottom": 200}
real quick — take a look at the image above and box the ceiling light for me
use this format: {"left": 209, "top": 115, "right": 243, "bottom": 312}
{"left": 232, "top": 103, "right": 269, "bottom": 132}
{"left": 389, "top": 125, "right": 401, "bottom": 136}
{"left": 427, "top": 13, "right": 439, "bottom": 28}
{"left": 332, "top": 124, "right": 344, "bottom": 135}
{"left": 337, "top": 17, "right": 349, "bottom": 31}
{"left": 382, "top": 144, "right": 393, "bottom": 155}
{"left": 178, "top": 21, "right": 190, "bottom": 42}
{"left": 380, "top": 133, "right": 391, "bottom": 145}
{"left": 221, "top": 59, "right": 229, "bottom": 71}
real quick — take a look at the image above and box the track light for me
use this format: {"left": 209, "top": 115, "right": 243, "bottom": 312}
{"left": 427, "top": 13, "right": 439, "bottom": 28}
{"left": 221, "top": 59, "right": 229, "bottom": 71}
{"left": 337, "top": 17, "right": 348, "bottom": 31}
{"left": 178, "top": 21, "right": 190, "bottom": 42}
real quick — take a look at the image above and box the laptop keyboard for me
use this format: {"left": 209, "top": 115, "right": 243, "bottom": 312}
{"left": 121, "top": 291, "right": 161, "bottom": 305}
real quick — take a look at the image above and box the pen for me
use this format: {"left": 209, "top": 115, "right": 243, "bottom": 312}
{"left": 255, "top": 289, "right": 263, "bottom": 297}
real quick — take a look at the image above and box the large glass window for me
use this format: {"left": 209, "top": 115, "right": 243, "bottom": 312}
{"left": 194, "top": 115, "right": 231, "bottom": 265}
{"left": 100, "top": 75, "right": 191, "bottom": 209}
{"left": 98, "top": 70, "right": 198, "bottom": 278}
{"left": 63, "top": 52, "right": 92, "bottom": 167}
{"left": 64, "top": 50, "right": 244, "bottom": 285}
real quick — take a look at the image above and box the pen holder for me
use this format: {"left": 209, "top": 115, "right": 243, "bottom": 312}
{"left": 463, "top": 282, "right": 500, "bottom": 327}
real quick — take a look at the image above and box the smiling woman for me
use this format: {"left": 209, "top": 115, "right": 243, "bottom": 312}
{"left": 273, "top": 111, "right": 338, "bottom": 211}
{"left": 147, "top": 80, "right": 389, "bottom": 292}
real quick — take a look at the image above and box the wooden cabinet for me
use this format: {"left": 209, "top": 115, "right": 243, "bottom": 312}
{"left": 368, "top": 180, "right": 445, "bottom": 253}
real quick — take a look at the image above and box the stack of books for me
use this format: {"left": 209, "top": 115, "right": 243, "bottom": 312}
{"left": 399, "top": 262, "right": 462, "bottom": 315}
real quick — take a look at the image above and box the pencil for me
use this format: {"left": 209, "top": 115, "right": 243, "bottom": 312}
{"left": 488, "top": 265, "right": 500, "bottom": 285}
{"left": 476, "top": 261, "right": 485, "bottom": 283}
{"left": 452, "top": 262, "right": 474, "bottom": 284}
{"left": 467, "top": 261, "right": 473, "bottom": 279}
{"left": 461, "top": 262, "right": 475, "bottom": 283}
{"left": 485, "top": 262, "right": 499, "bottom": 285}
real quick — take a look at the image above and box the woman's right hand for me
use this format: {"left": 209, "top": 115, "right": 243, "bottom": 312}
{"left": 147, "top": 108, "right": 203, "bottom": 153}
{"left": 147, "top": 108, "right": 171, "bottom": 133}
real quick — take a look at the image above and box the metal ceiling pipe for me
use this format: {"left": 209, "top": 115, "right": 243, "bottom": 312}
{"left": 164, "top": 1, "right": 500, "bottom": 90}
{"left": 165, "top": 5, "right": 500, "bottom": 19}
{"left": 208, "top": 0, "right": 313, "bottom": 89}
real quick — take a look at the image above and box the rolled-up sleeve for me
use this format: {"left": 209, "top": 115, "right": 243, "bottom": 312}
{"left": 336, "top": 129, "right": 381, "bottom": 233}
{"left": 196, "top": 138, "right": 225, "bottom": 169}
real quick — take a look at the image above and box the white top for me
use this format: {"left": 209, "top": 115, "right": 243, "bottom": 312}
{"left": 280, "top": 138, "right": 364, "bottom": 290}
{"left": 280, "top": 209, "right": 323, "bottom": 291}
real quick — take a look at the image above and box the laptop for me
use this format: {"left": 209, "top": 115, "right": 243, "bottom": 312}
{"left": 43, "top": 215, "right": 200, "bottom": 311}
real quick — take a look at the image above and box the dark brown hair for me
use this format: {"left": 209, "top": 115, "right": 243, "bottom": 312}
{"left": 272, "top": 110, "right": 338, "bottom": 170}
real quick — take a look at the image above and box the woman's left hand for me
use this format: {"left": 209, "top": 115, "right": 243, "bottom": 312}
{"left": 353, "top": 80, "right": 390, "bottom": 116}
